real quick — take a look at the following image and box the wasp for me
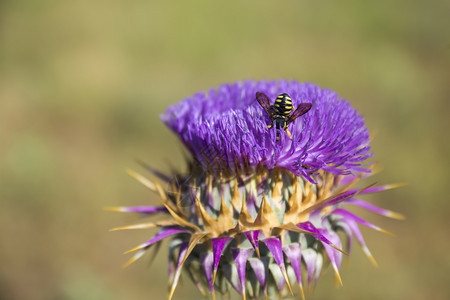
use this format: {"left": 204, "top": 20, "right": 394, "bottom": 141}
{"left": 256, "top": 91, "right": 312, "bottom": 141}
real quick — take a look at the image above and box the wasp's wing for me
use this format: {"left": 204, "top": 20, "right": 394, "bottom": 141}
{"left": 287, "top": 103, "right": 312, "bottom": 124}
{"left": 256, "top": 91, "right": 273, "bottom": 118}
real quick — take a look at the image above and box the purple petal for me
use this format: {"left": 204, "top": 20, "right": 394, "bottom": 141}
{"left": 283, "top": 243, "right": 302, "bottom": 286}
{"left": 308, "top": 190, "right": 357, "bottom": 214}
{"left": 319, "top": 229, "right": 343, "bottom": 284}
{"left": 176, "top": 242, "right": 189, "bottom": 265}
{"left": 244, "top": 230, "right": 261, "bottom": 254}
{"left": 130, "top": 227, "right": 188, "bottom": 252}
{"left": 313, "top": 252, "right": 323, "bottom": 285}
{"left": 200, "top": 252, "right": 214, "bottom": 292}
{"left": 248, "top": 257, "right": 268, "bottom": 288}
{"left": 168, "top": 242, "right": 189, "bottom": 300}
{"left": 262, "top": 237, "right": 293, "bottom": 293}
{"left": 111, "top": 205, "right": 167, "bottom": 214}
{"left": 262, "top": 237, "right": 286, "bottom": 270}
{"left": 358, "top": 184, "right": 401, "bottom": 195}
{"left": 346, "top": 198, "right": 404, "bottom": 219}
{"left": 232, "top": 248, "right": 254, "bottom": 295}
{"left": 332, "top": 208, "right": 388, "bottom": 233}
{"left": 339, "top": 217, "right": 377, "bottom": 266}
{"left": 297, "top": 222, "right": 338, "bottom": 249}
{"left": 320, "top": 228, "right": 343, "bottom": 267}
{"left": 302, "top": 248, "right": 318, "bottom": 285}
{"left": 212, "top": 237, "right": 233, "bottom": 280}
{"left": 335, "top": 221, "right": 354, "bottom": 254}
{"left": 168, "top": 239, "right": 184, "bottom": 283}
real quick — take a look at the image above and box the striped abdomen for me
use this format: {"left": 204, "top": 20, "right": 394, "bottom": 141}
{"left": 272, "top": 93, "right": 294, "bottom": 116}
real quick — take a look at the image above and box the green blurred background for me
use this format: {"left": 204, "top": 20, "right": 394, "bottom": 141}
{"left": 1, "top": 0, "right": 449, "bottom": 299}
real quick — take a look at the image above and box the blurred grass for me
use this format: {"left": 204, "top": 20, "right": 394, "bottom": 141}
{"left": 1, "top": 0, "right": 449, "bottom": 299}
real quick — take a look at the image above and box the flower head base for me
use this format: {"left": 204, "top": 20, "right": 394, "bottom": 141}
{"left": 110, "top": 80, "right": 403, "bottom": 299}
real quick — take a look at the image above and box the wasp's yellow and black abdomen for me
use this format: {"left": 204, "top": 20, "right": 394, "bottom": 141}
{"left": 272, "top": 93, "right": 294, "bottom": 117}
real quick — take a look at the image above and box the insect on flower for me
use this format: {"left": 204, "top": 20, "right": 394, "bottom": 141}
{"left": 256, "top": 91, "right": 312, "bottom": 141}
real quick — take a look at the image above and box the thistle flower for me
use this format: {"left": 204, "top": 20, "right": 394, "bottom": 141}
{"left": 109, "top": 80, "right": 403, "bottom": 300}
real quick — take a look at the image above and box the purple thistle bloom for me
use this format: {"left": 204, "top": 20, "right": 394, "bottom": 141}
{"left": 110, "top": 80, "right": 403, "bottom": 299}
{"left": 162, "top": 80, "right": 372, "bottom": 181}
